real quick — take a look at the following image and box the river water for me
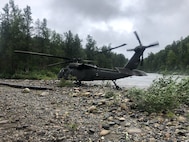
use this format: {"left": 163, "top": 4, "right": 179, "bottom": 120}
{"left": 89, "top": 73, "right": 187, "bottom": 89}
{"left": 117, "top": 73, "right": 162, "bottom": 89}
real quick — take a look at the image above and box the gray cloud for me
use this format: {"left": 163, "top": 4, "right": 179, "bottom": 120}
{"left": 50, "top": 0, "right": 123, "bottom": 21}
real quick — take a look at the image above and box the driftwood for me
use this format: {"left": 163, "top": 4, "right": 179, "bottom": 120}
{"left": 0, "top": 82, "right": 53, "bottom": 90}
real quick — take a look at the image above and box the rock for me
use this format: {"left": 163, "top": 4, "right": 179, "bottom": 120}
{"left": 125, "top": 122, "right": 131, "bottom": 127}
{"left": 40, "top": 91, "right": 49, "bottom": 96}
{"left": 22, "top": 88, "right": 30, "bottom": 93}
{"left": 100, "top": 129, "right": 110, "bottom": 136}
{"left": 88, "top": 128, "right": 95, "bottom": 134}
{"left": 177, "top": 131, "right": 186, "bottom": 136}
{"left": 83, "top": 91, "right": 91, "bottom": 96}
{"left": 164, "top": 132, "right": 170, "bottom": 140}
{"left": 127, "top": 128, "right": 142, "bottom": 134}
{"left": 148, "top": 137, "right": 156, "bottom": 142}
{"left": 0, "top": 120, "right": 9, "bottom": 124}
{"left": 74, "top": 87, "right": 80, "bottom": 93}
{"left": 107, "top": 116, "right": 114, "bottom": 121}
{"left": 118, "top": 117, "right": 126, "bottom": 121}
{"left": 177, "top": 116, "right": 186, "bottom": 123}
{"left": 102, "top": 124, "right": 110, "bottom": 130}
{"left": 100, "top": 99, "right": 106, "bottom": 105}
{"left": 88, "top": 105, "right": 96, "bottom": 113}
{"left": 108, "top": 121, "right": 116, "bottom": 126}
{"left": 96, "top": 92, "right": 103, "bottom": 96}
{"left": 120, "top": 103, "right": 128, "bottom": 110}
{"left": 153, "top": 123, "right": 160, "bottom": 128}
{"left": 156, "top": 116, "right": 164, "bottom": 123}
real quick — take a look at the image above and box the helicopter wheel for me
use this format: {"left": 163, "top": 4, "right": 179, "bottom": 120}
{"left": 75, "top": 80, "right": 82, "bottom": 86}
{"left": 112, "top": 80, "right": 121, "bottom": 90}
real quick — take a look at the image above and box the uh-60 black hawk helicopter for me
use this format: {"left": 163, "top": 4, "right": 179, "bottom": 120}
{"left": 15, "top": 31, "right": 159, "bottom": 89}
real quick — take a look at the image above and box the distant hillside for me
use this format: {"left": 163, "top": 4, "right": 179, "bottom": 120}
{"left": 141, "top": 35, "right": 189, "bottom": 74}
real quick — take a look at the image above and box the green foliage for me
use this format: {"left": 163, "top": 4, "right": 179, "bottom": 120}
{"left": 11, "top": 70, "right": 56, "bottom": 79}
{"left": 105, "top": 91, "right": 115, "bottom": 98}
{"left": 58, "top": 78, "right": 74, "bottom": 87}
{"left": 176, "top": 77, "right": 189, "bottom": 105}
{"left": 66, "top": 123, "right": 78, "bottom": 132}
{"left": 126, "top": 76, "right": 189, "bottom": 113}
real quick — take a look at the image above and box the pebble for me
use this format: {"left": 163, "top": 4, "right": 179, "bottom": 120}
{"left": 22, "top": 88, "right": 30, "bottom": 93}
{"left": 127, "top": 128, "right": 142, "bottom": 134}
{"left": 118, "top": 117, "right": 126, "bottom": 121}
{"left": 108, "top": 121, "right": 116, "bottom": 126}
{"left": 100, "top": 129, "right": 110, "bottom": 136}
{"left": 88, "top": 105, "right": 97, "bottom": 113}
{"left": 1, "top": 79, "right": 189, "bottom": 142}
{"left": 120, "top": 103, "right": 128, "bottom": 110}
{"left": 177, "top": 116, "right": 186, "bottom": 122}
{"left": 84, "top": 91, "right": 91, "bottom": 96}
{"left": 40, "top": 91, "right": 49, "bottom": 96}
{"left": 0, "top": 120, "right": 9, "bottom": 124}
{"left": 88, "top": 128, "right": 95, "bottom": 134}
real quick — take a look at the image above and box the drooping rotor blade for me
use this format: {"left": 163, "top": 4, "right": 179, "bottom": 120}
{"left": 134, "top": 31, "right": 142, "bottom": 46}
{"left": 98, "top": 43, "right": 127, "bottom": 53}
{"left": 47, "top": 62, "right": 66, "bottom": 67}
{"left": 145, "top": 42, "right": 159, "bottom": 48}
{"left": 107, "top": 43, "right": 127, "bottom": 51}
{"left": 14, "top": 50, "right": 71, "bottom": 60}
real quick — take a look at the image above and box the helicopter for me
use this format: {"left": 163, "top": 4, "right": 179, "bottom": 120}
{"left": 14, "top": 31, "right": 159, "bottom": 89}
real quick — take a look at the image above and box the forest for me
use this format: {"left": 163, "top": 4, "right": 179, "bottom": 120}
{"left": 0, "top": 0, "right": 189, "bottom": 79}
{"left": 142, "top": 36, "right": 189, "bottom": 74}
{"left": 0, "top": 0, "right": 127, "bottom": 78}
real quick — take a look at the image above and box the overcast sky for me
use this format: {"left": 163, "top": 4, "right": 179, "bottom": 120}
{"left": 1, "top": 0, "right": 189, "bottom": 58}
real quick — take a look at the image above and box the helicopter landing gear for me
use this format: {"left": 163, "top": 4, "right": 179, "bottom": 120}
{"left": 75, "top": 80, "right": 82, "bottom": 86}
{"left": 112, "top": 80, "right": 121, "bottom": 90}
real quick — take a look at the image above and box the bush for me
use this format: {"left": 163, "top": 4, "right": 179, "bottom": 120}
{"left": 176, "top": 77, "right": 189, "bottom": 105}
{"left": 126, "top": 76, "right": 189, "bottom": 113}
{"left": 58, "top": 78, "right": 74, "bottom": 87}
{"left": 11, "top": 70, "right": 57, "bottom": 80}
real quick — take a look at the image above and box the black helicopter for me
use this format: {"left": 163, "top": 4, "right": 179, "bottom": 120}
{"left": 14, "top": 31, "right": 159, "bottom": 89}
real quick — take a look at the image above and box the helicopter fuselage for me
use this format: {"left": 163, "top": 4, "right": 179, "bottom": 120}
{"left": 58, "top": 63, "right": 131, "bottom": 81}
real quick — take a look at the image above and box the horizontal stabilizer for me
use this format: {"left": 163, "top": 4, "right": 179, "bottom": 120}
{"left": 132, "top": 69, "right": 147, "bottom": 76}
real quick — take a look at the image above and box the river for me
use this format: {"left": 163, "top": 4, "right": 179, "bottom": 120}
{"left": 89, "top": 73, "right": 187, "bottom": 89}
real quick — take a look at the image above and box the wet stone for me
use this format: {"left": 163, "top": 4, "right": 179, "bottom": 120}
{"left": 22, "top": 88, "right": 30, "bottom": 93}
{"left": 102, "top": 124, "right": 110, "bottom": 130}
{"left": 127, "top": 128, "right": 142, "bottom": 134}
{"left": 100, "top": 129, "right": 110, "bottom": 136}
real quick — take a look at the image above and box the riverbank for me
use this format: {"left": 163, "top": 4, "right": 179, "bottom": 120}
{"left": 0, "top": 79, "right": 189, "bottom": 141}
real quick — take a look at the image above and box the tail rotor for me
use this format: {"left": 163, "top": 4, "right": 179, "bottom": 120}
{"left": 127, "top": 31, "right": 159, "bottom": 66}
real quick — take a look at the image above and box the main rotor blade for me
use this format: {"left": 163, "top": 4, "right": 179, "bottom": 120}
{"left": 98, "top": 43, "right": 127, "bottom": 53}
{"left": 14, "top": 50, "right": 71, "bottom": 60}
{"left": 108, "top": 43, "right": 127, "bottom": 51}
{"left": 47, "top": 62, "right": 66, "bottom": 67}
{"left": 145, "top": 42, "right": 159, "bottom": 48}
{"left": 134, "top": 31, "right": 142, "bottom": 46}
{"left": 127, "top": 48, "right": 135, "bottom": 51}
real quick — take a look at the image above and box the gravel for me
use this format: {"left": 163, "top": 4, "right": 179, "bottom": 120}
{"left": 0, "top": 79, "right": 189, "bottom": 142}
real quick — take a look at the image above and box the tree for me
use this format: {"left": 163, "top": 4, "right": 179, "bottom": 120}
{"left": 64, "top": 31, "right": 83, "bottom": 58}
{"left": 85, "top": 35, "right": 97, "bottom": 60}
{"left": 166, "top": 50, "right": 177, "bottom": 70}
